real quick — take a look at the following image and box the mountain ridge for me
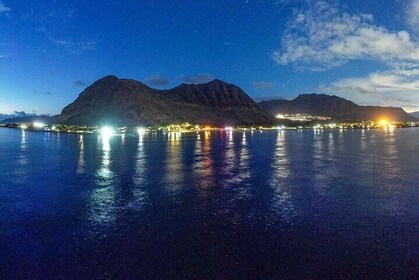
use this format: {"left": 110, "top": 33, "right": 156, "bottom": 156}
{"left": 57, "top": 76, "right": 275, "bottom": 126}
{"left": 259, "top": 94, "right": 417, "bottom": 122}
{"left": 410, "top": 111, "right": 419, "bottom": 118}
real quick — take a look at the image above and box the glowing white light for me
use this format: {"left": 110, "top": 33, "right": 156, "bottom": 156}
{"left": 33, "top": 122, "right": 45, "bottom": 128}
{"left": 224, "top": 126, "right": 233, "bottom": 131}
{"left": 20, "top": 124, "right": 28, "bottom": 129}
{"left": 137, "top": 127, "right": 146, "bottom": 134}
{"left": 100, "top": 127, "right": 115, "bottom": 137}
{"left": 51, "top": 126, "right": 57, "bottom": 130}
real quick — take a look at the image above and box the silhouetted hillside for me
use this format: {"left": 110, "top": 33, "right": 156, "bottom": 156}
{"left": 259, "top": 94, "right": 417, "bottom": 122}
{"left": 57, "top": 76, "right": 275, "bottom": 126}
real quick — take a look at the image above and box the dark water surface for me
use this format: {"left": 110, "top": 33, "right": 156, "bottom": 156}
{"left": 0, "top": 128, "right": 418, "bottom": 279}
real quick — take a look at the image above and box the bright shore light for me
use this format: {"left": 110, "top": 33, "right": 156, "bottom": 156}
{"left": 20, "top": 124, "right": 28, "bottom": 129}
{"left": 224, "top": 126, "right": 233, "bottom": 131}
{"left": 33, "top": 122, "right": 45, "bottom": 128}
{"left": 100, "top": 127, "right": 115, "bottom": 137}
{"left": 379, "top": 119, "right": 389, "bottom": 126}
{"left": 137, "top": 127, "right": 146, "bottom": 134}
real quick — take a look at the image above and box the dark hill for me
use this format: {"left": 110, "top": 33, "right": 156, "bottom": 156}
{"left": 57, "top": 76, "right": 274, "bottom": 126}
{"left": 259, "top": 94, "right": 417, "bottom": 122}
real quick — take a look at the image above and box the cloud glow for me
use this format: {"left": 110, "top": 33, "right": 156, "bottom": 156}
{"left": 275, "top": 1, "right": 419, "bottom": 112}
{"left": 0, "top": 1, "right": 10, "bottom": 13}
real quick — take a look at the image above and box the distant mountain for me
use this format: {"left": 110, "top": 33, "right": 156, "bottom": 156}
{"left": 57, "top": 75, "right": 274, "bottom": 126}
{"left": 0, "top": 112, "right": 37, "bottom": 121}
{"left": 410, "top": 111, "right": 419, "bottom": 118}
{"left": 0, "top": 115, "right": 55, "bottom": 125}
{"left": 259, "top": 94, "right": 417, "bottom": 122}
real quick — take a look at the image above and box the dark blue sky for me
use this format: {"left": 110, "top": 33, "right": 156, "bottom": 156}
{"left": 1, "top": 0, "right": 419, "bottom": 114}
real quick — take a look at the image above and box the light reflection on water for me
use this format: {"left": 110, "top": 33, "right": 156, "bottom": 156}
{"left": 193, "top": 131, "right": 215, "bottom": 193}
{"left": 270, "top": 130, "right": 295, "bottom": 224}
{"left": 18, "top": 130, "right": 28, "bottom": 167}
{"left": 88, "top": 135, "right": 117, "bottom": 232}
{"left": 1, "top": 128, "right": 418, "bottom": 278}
{"left": 76, "top": 135, "right": 85, "bottom": 175}
{"left": 164, "top": 132, "right": 184, "bottom": 194}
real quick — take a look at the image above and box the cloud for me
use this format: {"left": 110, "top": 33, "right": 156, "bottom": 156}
{"left": 13, "top": 111, "right": 29, "bottom": 117}
{"left": 274, "top": 1, "right": 419, "bottom": 71}
{"left": 274, "top": 1, "right": 419, "bottom": 112}
{"left": 252, "top": 81, "right": 275, "bottom": 89}
{"left": 28, "top": 5, "right": 96, "bottom": 54}
{"left": 0, "top": 1, "right": 10, "bottom": 13}
{"left": 144, "top": 75, "right": 170, "bottom": 87}
{"left": 74, "top": 80, "right": 88, "bottom": 87}
{"left": 0, "top": 111, "right": 40, "bottom": 121}
{"left": 47, "top": 36, "right": 96, "bottom": 54}
{"left": 179, "top": 73, "right": 215, "bottom": 84}
{"left": 407, "top": 0, "right": 419, "bottom": 33}
{"left": 320, "top": 71, "right": 419, "bottom": 112}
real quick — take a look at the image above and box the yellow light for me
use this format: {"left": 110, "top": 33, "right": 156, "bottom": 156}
{"left": 379, "top": 119, "right": 389, "bottom": 126}
{"left": 20, "top": 124, "right": 28, "bottom": 129}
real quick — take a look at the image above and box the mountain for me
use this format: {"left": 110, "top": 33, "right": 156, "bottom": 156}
{"left": 410, "top": 111, "right": 419, "bottom": 118}
{"left": 0, "top": 115, "right": 55, "bottom": 124}
{"left": 57, "top": 76, "right": 274, "bottom": 126}
{"left": 0, "top": 112, "right": 37, "bottom": 121}
{"left": 258, "top": 94, "right": 417, "bottom": 122}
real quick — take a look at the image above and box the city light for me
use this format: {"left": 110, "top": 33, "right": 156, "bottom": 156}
{"left": 20, "top": 124, "right": 28, "bottom": 129}
{"left": 275, "top": 113, "right": 331, "bottom": 121}
{"left": 379, "top": 119, "right": 389, "bottom": 126}
{"left": 33, "top": 122, "right": 45, "bottom": 128}
{"left": 224, "top": 126, "right": 233, "bottom": 131}
{"left": 100, "top": 126, "right": 115, "bottom": 137}
{"left": 137, "top": 127, "right": 146, "bottom": 134}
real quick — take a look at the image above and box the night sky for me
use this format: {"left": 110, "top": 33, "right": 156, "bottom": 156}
{"left": 1, "top": 0, "right": 419, "bottom": 115}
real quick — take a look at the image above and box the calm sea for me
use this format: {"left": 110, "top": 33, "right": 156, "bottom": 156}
{"left": 0, "top": 127, "right": 418, "bottom": 279}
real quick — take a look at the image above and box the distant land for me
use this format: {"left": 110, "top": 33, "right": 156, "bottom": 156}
{"left": 0, "top": 115, "right": 54, "bottom": 125}
{"left": 56, "top": 75, "right": 275, "bottom": 126}
{"left": 2, "top": 76, "right": 418, "bottom": 126}
{"left": 0, "top": 112, "right": 37, "bottom": 122}
{"left": 410, "top": 111, "right": 419, "bottom": 118}
{"left": 259, "top": 94, "right": 417, "bottom": 122}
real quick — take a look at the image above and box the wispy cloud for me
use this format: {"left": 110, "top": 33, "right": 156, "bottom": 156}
{"left": 144, "top": 75, "right": 170, "bottom": 87}
{"left": 0, "top": 1, "right": 10, "bottom": 13}
{"left": 320, "top": 72, "right": 419, "bottom": 112}
{"left": 179, "top": 73, "right": 215, "bottom": 84}
{"left": 275, "top": 1, "right": 419, "bottom": 112}
{"left": 74, "top": 80, "right": 88, "bottom": 87}
{"left": 252, "top": 81, "right": 275, "bottom": 89}
{"left": 44, "top": 34, "right": 96, "bottom": 54}
{"left": 29, "top": 5, "right": 96, "bottom": 54}
{"left": 274, "top": 1, "right": 419, "bottom": 71}
{"left": 407, "top": 0, "right": 419, "bottom": 34}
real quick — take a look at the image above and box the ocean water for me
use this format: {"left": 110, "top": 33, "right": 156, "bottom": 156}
{"left": 0, "top": 127, "right": 418, "bottom": 279}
